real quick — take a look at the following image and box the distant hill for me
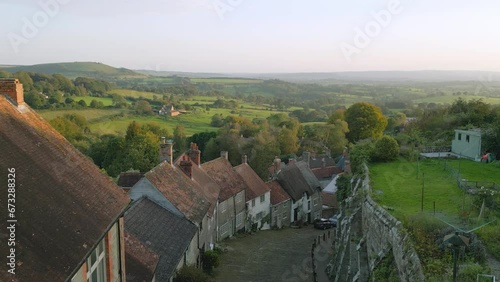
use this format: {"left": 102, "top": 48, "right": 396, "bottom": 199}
{"left": 139, "top": 69, "right": 500, "bottom": 83}
{"left": 0, "top": 62, "right": 147, "bottom": 79}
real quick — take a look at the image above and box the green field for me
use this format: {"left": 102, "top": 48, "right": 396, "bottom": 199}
{"left": 370, "top": 158, "right": 500, "bottom": 219}
{"left": 39, "top": 108, "right": 126, "bottom": 122}
{"left": 108, "top": 89, "right": 159, "bottom": 100}
{"left": 191, "top": 78, "right": 262, "bottom": 84}
{"left": 414, "top": 95, "right": 500, "bottom": 105}
{"left": 75, "top": 96, "right": 115, "bottom": 106}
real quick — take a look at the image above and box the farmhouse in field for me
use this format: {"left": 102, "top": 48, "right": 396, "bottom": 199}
{"left": 451, "top": 129, "right": 482, "bottom": 161}
{"left": 0, "top": 78, "right": 130, "bottom": 281}
{"left": 159, "top": 104, "right": 180, "bottom": 116}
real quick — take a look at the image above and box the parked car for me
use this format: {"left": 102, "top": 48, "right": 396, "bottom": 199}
{"left": 314, "top": 218, "right": 335, "bottom": 230}
{"left": 328, "top": 215, "right": 338, "bottom": 226}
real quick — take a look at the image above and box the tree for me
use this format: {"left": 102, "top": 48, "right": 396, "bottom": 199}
{"left": 174, "top": 125, "right": 187, "bottom": 154}
{"left": 135, "top": 100, "right": 153, "bottom": 115}
{"left": 278, "top": 128, "right": 299, "bottom": 155}
{"left": 345, "top": 102, "right": 387, "bottom": 142}
{"left": 373, "top": 135, "right": 400, "bottom": 162}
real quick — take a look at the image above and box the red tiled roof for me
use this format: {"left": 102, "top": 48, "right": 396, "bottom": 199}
{"left": 267, "top": 180, "right": 291, "bottom": 205}
{"left": 117, "top": 171, "right": 143, "bottom": 188}
{"left": 202, "top": 157, "right": 247, "bottom": 202}
{"left": 234, "top": 163, "right": 270, "bottom": 201}
{"left": 0, "top": 96, "right": 130, "bottom": 281}
{"left": 145, "top": 161, "right": 210, "bottom": 224}
{"left": 312, "top": 166, "right": 343, "bottom": 179}
{"left": 174, "top": 154, "right": 220, "bottom": 217}
{"left": 322, "top": 192, "right": 338, "bottom": 209}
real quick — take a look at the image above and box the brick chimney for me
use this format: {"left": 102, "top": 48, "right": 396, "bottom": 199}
{"left": 242, "top": 154, "right": 248, "bottom": 164}
{"left": 188, "top": 142, "right": 201, "bottom": 166}
{"left": 179, "top": 155, "right": 193, "bottom": 178}
{"left": 159, "top": 137, "right": 174, "bottom": 164}
{"left": 273, "top": 156, "right": 281, "bottom": 173}
{"left": 288, "top": 158, "right": 296, "bottom": 166}
{"left": 0, "top": 78, "right": 24, "bottom": 105}
{"left": 220, "top": 151, "right": 228, "bottom": 160}
{"left": 302, "top": 151, "right": 310, "bottom": 167}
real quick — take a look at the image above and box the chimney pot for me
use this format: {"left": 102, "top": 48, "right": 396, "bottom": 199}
{"left": 221, "top": 151, "right": 228, "bottom": 160}
{"left": 242, "top": 154, "right": 248, "bottom": 164}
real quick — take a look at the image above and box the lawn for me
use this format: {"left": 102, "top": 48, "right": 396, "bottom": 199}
{"left": 370, "top": 158, "right": 500, "bottom": 220}
{"left": 370, "top": 158, "right": 500, "bottom": 261}
{"left": 108, "top": 89, "right": 159, "bottom": 100}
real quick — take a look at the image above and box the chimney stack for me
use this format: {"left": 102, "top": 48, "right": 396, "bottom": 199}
{"left": 188, "top": 142, "right": 201, "bottom": 166}
{"left": 288, "top": 158, "right": 296, "bottom": 166}
{"left": 159, "top": 138, "right": 174, "bottom": 164}
{"left": 302, "top": 151, "right": 310, "bottom": 167}
{"left": 179, "top": 155, "right": 193, "bottom": 178}
{"left": 0, "top": 78, "right": 24, "bottom": 105}
{"left": 220, "top": 151, "right": 228, "bottom": 160}
{"left": 273, "top": 156, "right": 281, "bottom": 173}
{"left": 242, "top": 154, "right": 248, "bottom": 164}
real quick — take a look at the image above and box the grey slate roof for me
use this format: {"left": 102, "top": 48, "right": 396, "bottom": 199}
{"left": 277, "top": 161, "right": 322, "bottom": 201}
{"left": 125, "top": 197, "right": 198, "bottom": 282}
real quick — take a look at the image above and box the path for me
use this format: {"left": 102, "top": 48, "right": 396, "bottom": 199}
{"left": 216, "top": 226, "right": 334, "bottom": 282}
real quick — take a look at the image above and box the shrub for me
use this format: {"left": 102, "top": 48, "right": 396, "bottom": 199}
{"left": 202, "top": 250, "right": 220, "bottom": 275}
{"left": 173, "top": 266, "right": 213, "bottom": 282}
{"left": 373, "top": 135, "right": 400, "bottom": 162}
{"left": 457, "top": 263, "right": 490, "bottom": 282}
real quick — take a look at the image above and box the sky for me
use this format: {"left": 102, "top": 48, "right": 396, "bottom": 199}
{"left": 1, "top": 0, "right": 500, "bottom": 73}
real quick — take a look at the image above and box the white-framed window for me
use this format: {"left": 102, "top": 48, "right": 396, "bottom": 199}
{"left": 283, "top": 202, "right": 287, "bottom": 208}
{"left": 220, "top": 201, "right": 227, "bottom": 213}
{"left": 273, "top": 206, "right": 278, "bottom": 212}
{"left": 86, "top": 240, "right": 107, "bottom": 282}
{"left": 251, "top": 199, "right": 255, "bottom": 207}
{"left": 236, "top": 212, "right": 244, "bottom": 227}
{"left": 260, "top": 194, "right": 265, "bottom": 203}
{"left": 236, "top": 192, "right": 243, "bottom": 203}
{"left": 256, "top": 212, "right": 263, "bottom": 221}
{"left": 282, "top": 212, "right": 287, "bottom": 220}
{"left": 221, "top": 222, "right": 229, "bottom": 236}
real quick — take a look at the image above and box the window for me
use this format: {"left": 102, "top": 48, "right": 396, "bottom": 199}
{"left": 466, "top": 135, "right": 470, "bottom": 143}
{"left": 458, "top": 133, "right": 462, "bottom": 140}
{"left": 236, "top": 212, "right": 244, "bottom": 227}
{"left": 220, "top": 201, "right": 227, "bottom": 213}
{"left": 282, "top": 212, "right": 287, "bottom": 220}
{"left": 221, "top": 222, "right": 229, "bottom": 236}
{"left": 283, "top": 202, "right": 287, "bottom": 208}
{"left": 260, "top": 194, "right": 265, "bottom": 203}
{"left": 252, "top": 199, "right": 255, "bottom": 207}
{"left": 308, "top": 200, "right": 311, "bottom": 210}
{"left": 273, "top": 206, "right": 278, "bottom": 212}
{"left": 87, "top": 240, "right": 106, "bottom": 282}
{"left": 256, "top": 212, "right": 263, "bottom": 221}
{"left": 313, "top": 199, "right": 318, "bottom": 206}
{"left": 236, "top": 192, "right": 243, "bottom": 203}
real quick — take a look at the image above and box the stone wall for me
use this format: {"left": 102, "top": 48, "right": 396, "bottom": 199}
{"left": 328, "top": 169, "right": 425, "bottom": 281}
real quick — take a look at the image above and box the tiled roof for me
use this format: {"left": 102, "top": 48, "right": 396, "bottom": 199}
{"left": 234, "top": 163, "right": 269, "bottom": 201}
{"left": 322, "top": 192, "right": 338, "bottom": 209}
{"left": 125, "top": 232, "right": 159, "bottom": 282}
{"left": 174, "top": 154, "right": 220, "bottom": 217}
{"left": 202, "top": 157, "right": 247, "bottom": 202}
{"left": 117, "top": 171, "right": 143, "bottom": 188}
{"left": 307, "top": 156, "right": 336, "bottom": 169}
{"left": 277, "top": 161, "right": 321, "bottom": 201}
{"left": 145, "top": 161, "right": 210, "bottom": 224}
{"left": 312, "top": 166, "right": 343, "bottom": 180}
{"left": 125, "top": 197, "right": 197, "bottom": 282}
{"left": 0, "top": 96, "right": 130, "bottom": 281}
{"left": 267, "top": 180, "right": 291, "bottom": 205}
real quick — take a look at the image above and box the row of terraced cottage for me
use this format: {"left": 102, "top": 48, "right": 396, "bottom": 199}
{"left": 0, "top": 78, "right": 346, "bottom": 282}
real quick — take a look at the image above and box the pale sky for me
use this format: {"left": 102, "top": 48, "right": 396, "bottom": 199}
{"left": 1, "top": 0, "right": 500, "bottom": 73}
